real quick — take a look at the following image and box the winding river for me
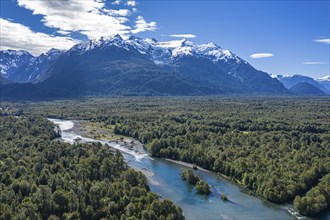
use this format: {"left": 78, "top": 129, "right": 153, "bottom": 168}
{"left": 49, "top": 118, "right": 328, "bottom": 220}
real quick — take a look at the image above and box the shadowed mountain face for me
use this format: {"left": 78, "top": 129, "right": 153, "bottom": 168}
{"left": 290, "top": 82, "right": 326, "bottom": 96}
{"left": 215, "top": 61, "right": 287, "bottom": 94}
{"left": 1, "top": 35, "right": 291, "bottom": 99}
{"left": 168, "top": 56, "right": 245, "bottom": 93}
{"left": 0, "top": 49, "right": 63, "bottom": 83}
{"left": 0, "top": 50, "right": 33, "bottom": 79}
{"left": 14, "top": 49, "right": 63, "bottom": 83}
{"left": 38, "top": 45, "right": 215, "bottom": 97}
{"left": 0, "top": 75, "right": 12, "bottom": 85}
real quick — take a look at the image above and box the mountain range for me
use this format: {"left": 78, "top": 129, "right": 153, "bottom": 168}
{"left": 0, "top": 35, "right": 328, "bottom": 99}
{"left": 0, "top": 50, "right": 33, "bottom": 80}
{"left": 272, "top": 74, "right": 329, "bottom": 95}
{"left": 0, "top": 49, "right": 63, "bottom": 83}
{"left": 315, "top": 76, "right": 330, "bottom": 94}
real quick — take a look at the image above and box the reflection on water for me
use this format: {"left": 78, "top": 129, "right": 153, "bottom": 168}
{"left": 49, "top": 119, "right": 329, "bottom": 220}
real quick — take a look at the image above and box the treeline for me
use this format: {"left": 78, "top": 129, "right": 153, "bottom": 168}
{"left": 294, "top": 173, "right": 330, "bottom": 215}
{"left": 0, "top": 116, "right": 183, "bottom": 219}
{"left": 7, "top": 97, "right": 330, "bottom": 216}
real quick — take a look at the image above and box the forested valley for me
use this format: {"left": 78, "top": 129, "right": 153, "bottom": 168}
{"left": 1, "top": 97, "right": 330, "bottom": 217}
{"left": 0, "top": 115, "right": 183, "bottom": 219}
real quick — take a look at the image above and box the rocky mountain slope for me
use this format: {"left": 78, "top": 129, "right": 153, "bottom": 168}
{"left": 1, "top": 35, "right": 294, "bottom": 98}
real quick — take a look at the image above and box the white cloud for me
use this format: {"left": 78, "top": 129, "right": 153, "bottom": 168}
{"left": 105, "top": 9, "right": 131, "bottom": 17}
{"left": 17, "top": 0, "right": 132, "bottom": 39}
{"left": 57, "top": 30, "right": 71, "bottom": 35}
{"left": 126, "top": 1, "right": 136, "bottom": 7}
{"left": 250, "top": 53, "right": 274, "bottom": 59}
{"left": 112, "top": 0, "right": 122, "bottom": 5}
{"left": 4, "top": 0, "right": 157, "bottom": 54}
{"left": 167, "top": 34, "right": 197, "bottom": 38}
{"left": 0, "top": 18, "right": 78, "bottom": 56}
{"left": 303, "top": 61, "right": 326, "bottom": 65}
{"left": 132, "top": 8, "right": 138, "bottom": 13}
{"left": 314, "top": 38, "right": 330, "bottom": 44}
{"left": 131, "top": 16, "right": 157, "bottom": 34}
{"left": 156, "top": 39, "right": 190, "bottom": 48}
{"left": 317, "top": 75, "right": 330, "bottom": 81}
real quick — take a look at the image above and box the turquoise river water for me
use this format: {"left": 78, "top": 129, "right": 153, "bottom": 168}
{"left": 49, "top": 119, "right": 329, "bottom": 220}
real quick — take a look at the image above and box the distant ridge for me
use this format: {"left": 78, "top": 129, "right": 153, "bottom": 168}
{"left": 316, "top": 75, "right": 330, "bottom": 94}
{"left": 273, "top": 74, "right": 329, "bottom": 94}
{"left": 290, "top": 82, "right": 327, "bottom": 96}
{"left": 0, "top": 75, "right": 12, "bottom": 85}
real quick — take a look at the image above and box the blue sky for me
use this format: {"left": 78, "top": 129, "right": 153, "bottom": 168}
{"left": 1, "top": 0, "right": 329, "bottom": 78}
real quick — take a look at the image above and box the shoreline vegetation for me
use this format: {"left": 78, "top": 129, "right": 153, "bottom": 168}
{"left": 3, "top": 97, "right": 330, "bottom": 217}
{"left": 73, "top": 120, "right": 249, "bottom": 203}
{"left": 67, "top": 119, "right": 147, "bottom": 155}
{"left": 65, "top": 121, "right": 260, "bottom": 191}
{"left": 52, "top": 117, "right": 243, "bottom": 203}
{"left": 0, "top": 115, "right": 184, "bottom": 219}
{"left": 59, "top": 118, "right": 248, "bottom": 192}
{"left": 164, "top": 159, "right": 209, "bottom": 173}
{"left": 64, "top": 119, "right": 249, "bottom": 200}
{"left": 180, "top": 168, "right": 211, "bottom": 195}
{"left": 62, "top": 119, "right": 241, "bottom": 202}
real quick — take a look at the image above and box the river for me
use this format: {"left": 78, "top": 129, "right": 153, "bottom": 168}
{"left": 49, "top": 118, "right": 328, "bottom": 220}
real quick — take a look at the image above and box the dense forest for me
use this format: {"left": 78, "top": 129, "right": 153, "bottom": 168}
{"left": 2, "top": 97, "right": 330, "bottom": 216}
{"left": 0, "top": 115, "right": 183, "bottom": 219}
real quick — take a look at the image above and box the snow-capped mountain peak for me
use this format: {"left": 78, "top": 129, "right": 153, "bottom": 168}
{"left": 180, "top": 39, "right": 193, "bottom": 47}
{"left": 197, "top": 42, "right": 221, "bottom": 51}
{"left": 1, "top": 35, "right": 248, "bottom": 82}
{"left": 111, "top": 34, "right": 123, "bottom": 41}
{"left": 270, "top": 74, "right": 278, "bottom": 78}
{"left": 68, "top": 34, "right": 130, "bottom": 55}
{"left": 194, "top": 42, "right": 239, "bottom": 63}
{"left": 64, "top": 35, "right": 245, "bottom": 66}
{"left": 0, "top": 48, "right": 64, "bottom": 83}
{"left": 1, "top": 34, "right": 296, "bottom": 96}
{"left": 46, "top": 48, "right": 63, "bottom": 56}
{"left": 0, "top": 50, "right": 33, "bottom": 77}
{"left": 172, "top": 46, "right": 194, "bottom": 57}
{"left": 317, "top": 75, "right": 330, "bottom": 81}
{"left": 1, "top": 49, "right": 32, "bottom": 57}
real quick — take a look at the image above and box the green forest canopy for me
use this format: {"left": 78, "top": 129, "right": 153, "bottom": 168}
{"left": 2, "top": 96, "right": 330, "bottom": 216}
{"left": 0, "top": 115, "right": 183, "bottom": 219}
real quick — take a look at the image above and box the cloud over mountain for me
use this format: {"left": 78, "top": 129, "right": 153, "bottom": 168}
{"left": 131, "top": 16, "right": 157, "bottom": 34}
{"left": 0, "top": 18, "right": 78, "bottom": 56}
{"left": 1, "top": 0, "right": 157, "bottom": 55}
{"left": 17, "top": 0, "right": 133, "bottom": 39}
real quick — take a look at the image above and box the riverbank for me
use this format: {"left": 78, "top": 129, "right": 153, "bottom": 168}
{"left": 69, "top": 119, "right": 296, "bottom": 212}
{"left": 54, "top": 119, "right": 302, "bottom": 217}
{"left": 49, "top": 118, "right": 307, "bottom": 220}
{"left": 71, "top": 119, "right": 210, "bottom": 173}
{"left": 165, "top": 159, "right": 248, "bottom": 192}
{"left": 164, "top": 158, "right": 210, "bottom": 173}
{"left": 70, "top": 119, "right": 146, "bottom": 155}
